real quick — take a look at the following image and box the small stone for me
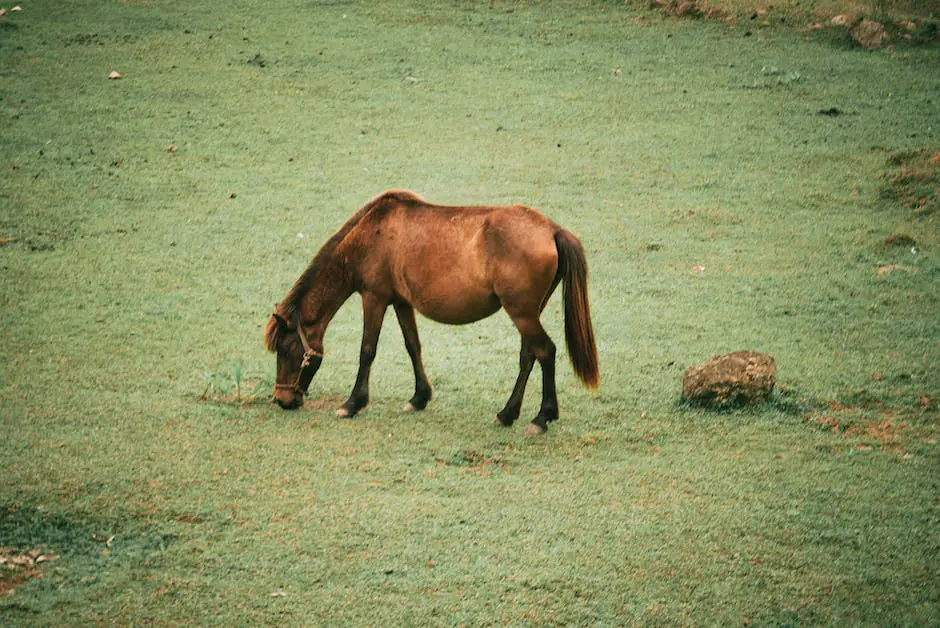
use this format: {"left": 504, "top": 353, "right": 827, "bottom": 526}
{"left": 831, "top": 14, "right": 852, "bottom": 27}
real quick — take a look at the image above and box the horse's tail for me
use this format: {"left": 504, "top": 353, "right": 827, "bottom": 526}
{"left": 554, "top": 229, "right": 599, "bottom": 389}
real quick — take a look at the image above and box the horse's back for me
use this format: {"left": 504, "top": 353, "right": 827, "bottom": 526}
{"left": 363, "top": 192, "right": 557, "bottom": 260}
{"left": 394, "top": 198, "right": 560, "bottom": 280}
{"left": 351, "top": 193, "right": 561, "bottom": 324}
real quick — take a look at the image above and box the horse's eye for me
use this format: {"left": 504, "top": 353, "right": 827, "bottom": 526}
{"left": 281, "top": 333, "right": 302, "bottom": 354}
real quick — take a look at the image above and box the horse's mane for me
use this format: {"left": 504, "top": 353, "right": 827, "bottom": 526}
{"left": 264, "top": 189, "right": 423, "bottom": 351}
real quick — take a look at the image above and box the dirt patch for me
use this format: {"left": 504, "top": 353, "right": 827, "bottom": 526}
{"left": 881, "top": 148, "right": 939, "bottom": 216}
{"left": 842, "top": 417, "right": 907, "bottom": 443}
{"left": 436, "top": 448, "right": 512, "bottom": 476}
{"left": 875, "top": 264, "right": 916, "bottom": 277}
{"left": 300, "top": 393, "right": 347, "bottom": 412}
{"left": 806, "top": 407, "right": 926, "bottom": 455}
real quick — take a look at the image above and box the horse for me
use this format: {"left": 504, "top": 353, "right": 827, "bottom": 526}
{"left": 264, "top": 190, "right": 598, "bottom": 435}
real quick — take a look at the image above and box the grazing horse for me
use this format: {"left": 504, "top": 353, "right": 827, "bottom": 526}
{"left": 264, "top": 190, "right": 598, "bottom": 434}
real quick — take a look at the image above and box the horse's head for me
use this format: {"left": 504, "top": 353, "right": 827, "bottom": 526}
{"left": 264, "top": 308, "right": 323, "bottom": 409}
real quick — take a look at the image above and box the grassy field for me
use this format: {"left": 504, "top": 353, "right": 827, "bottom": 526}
{"left": 1, "top": 0, "right": 938, "bottom": 624}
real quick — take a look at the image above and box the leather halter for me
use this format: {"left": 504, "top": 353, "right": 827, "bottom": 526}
{"left": 274, "top": 315, "right": 323, "bottom": 396}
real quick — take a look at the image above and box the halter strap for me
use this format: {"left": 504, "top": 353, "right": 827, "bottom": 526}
{"left": 295, "top": 317, "right": 323, "bottom": 365}
{"left": 273, "top": 313, "right": 323, "bottom": 395}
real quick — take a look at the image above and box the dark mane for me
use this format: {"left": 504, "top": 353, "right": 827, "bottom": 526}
{"left": 264, "top": 190, "right": 423, "bottom": 351}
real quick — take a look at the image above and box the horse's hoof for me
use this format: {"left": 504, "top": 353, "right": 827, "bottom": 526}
{"left": 403, "top": 402, "right": 417, "bottom": 412}
{"left": 494, "top": 417, "right": 512, "bottom": 427}
{"left": 336, "top": 407, "right": 353, "bottom": 418}
{"left": 523, "top": 422, "right": 547, "bottom": 436}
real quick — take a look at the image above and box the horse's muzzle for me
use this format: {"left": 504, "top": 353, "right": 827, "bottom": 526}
{"left": 272, "top": 389, "right": 304, "bottom": 410}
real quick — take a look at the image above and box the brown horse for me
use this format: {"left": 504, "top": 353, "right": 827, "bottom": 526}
{"left": 264, "top": 190, "right": 598, "bottom": 434}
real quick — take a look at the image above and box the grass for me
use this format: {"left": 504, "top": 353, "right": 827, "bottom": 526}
{"left": 1, "top": 0, "right": 938, "bottom": 624}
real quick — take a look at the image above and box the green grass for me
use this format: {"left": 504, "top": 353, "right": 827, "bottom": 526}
{"left": 1, "top": 0, "right": 938, "bottom": 624}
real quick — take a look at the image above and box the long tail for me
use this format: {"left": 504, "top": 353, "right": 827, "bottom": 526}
{"left": 554, "top": 229, "right": 599, "bottom": 389}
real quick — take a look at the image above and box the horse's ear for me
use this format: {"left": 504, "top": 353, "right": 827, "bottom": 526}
{"left": 271, "top": 303, "right": 296, "bottom": 329}
{"left": 263, "top": 315, "right": 280, "bottom": 352}
{"left": 264, "top": 303, "right": 299, "bottom": 352}
{"left": 264, "top": 307, "right": 293, "bottom": 352}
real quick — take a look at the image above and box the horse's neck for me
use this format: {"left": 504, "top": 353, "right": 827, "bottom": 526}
{"left": 299, "top": 256, "right": 353, "bottom": 333}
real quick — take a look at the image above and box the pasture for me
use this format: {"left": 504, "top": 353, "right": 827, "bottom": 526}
{"left": 1, "top": 0, "right": 937, "bottom": 623}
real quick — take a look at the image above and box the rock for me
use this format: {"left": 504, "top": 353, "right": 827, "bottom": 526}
{"left": 654, "top": 0, "right": 700, "bottom": 18}
{"left": 703, "top": 7, "right": 728, "bottom": 21}
{"left": 852, "top": 19, "right": 888, "bottom": 49}
{"left": 682, "top": 351, "right": 776, "bottom": 406}
{"left": 831, "top": 14, "right": 852, "bottom": 27}
{"left": 673, "top": 1, "right": 698, "bottom": 17}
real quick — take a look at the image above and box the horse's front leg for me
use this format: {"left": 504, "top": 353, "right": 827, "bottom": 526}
{"left": 337, "top": 293, "right": 387, "bottom": 418}
{"left": 393, "top": 302, "right": 432, "bottom": 411}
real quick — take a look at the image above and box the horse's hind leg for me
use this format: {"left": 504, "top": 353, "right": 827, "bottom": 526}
{"left": 527, "top": 323, "right": 558, "bottom": 435}
{"left": 393, "top": 302, "right": 432, "bottom": 411}
{"left": 496, "top": 337, "right": 535, "bottom": 426}
{"left": 502, "top": 317, "right": 558, "bottom": 435}
{"left": 498, "top": 270, "right": 561, "bottom": 432}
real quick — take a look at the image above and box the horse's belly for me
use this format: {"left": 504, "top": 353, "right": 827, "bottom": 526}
{"left": 410, "top": 284, "right": 501, "bottom": 325}
{"left": 393, "top": 228, "right": 500, "bottom": 324}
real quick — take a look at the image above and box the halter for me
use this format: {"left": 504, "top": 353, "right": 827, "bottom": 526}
{"left": 274, "top": 315, "right": 323, "bottom": 396}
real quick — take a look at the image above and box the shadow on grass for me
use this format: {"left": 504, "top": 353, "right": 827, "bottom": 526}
{"left": 1, "top": 504, "right": 102, "bottom": 559}
{"left": 677, "top": 386, "right": 824, "bottom": 416}
{"left": 0, "top": 503, "right": 180, "bottom": 612}
{"left": 1, "top": 504, "right": 102, "bottom": 612}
